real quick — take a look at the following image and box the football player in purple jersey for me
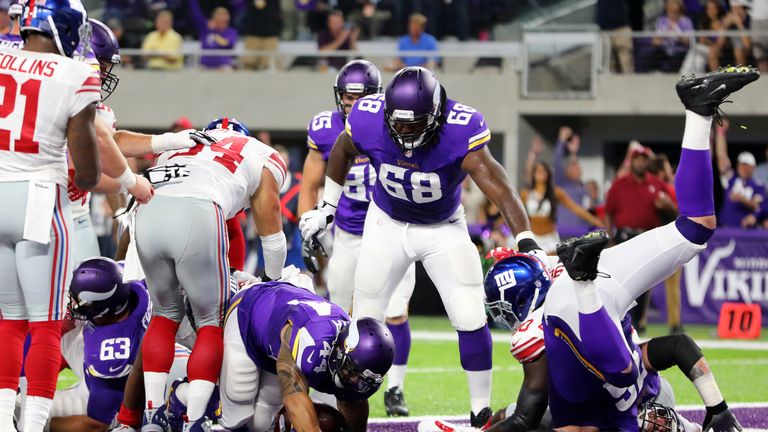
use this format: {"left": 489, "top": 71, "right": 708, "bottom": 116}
{"left": 467, "top": 252, "right": 730, "bottom": 432}
{"left": 459, "top": 67, "right": 757, "bottom": 431}
{"left": 298, "top": 59, "right": 416, "bottom": 416}
{"left": 218, "top": 272, "right": 393, "bottom": 432}
{"left": 42, "top": 258, "right": 189, "bottom": 432}
{"left": 300, "top": 66, "right": 542, "bottom": 425}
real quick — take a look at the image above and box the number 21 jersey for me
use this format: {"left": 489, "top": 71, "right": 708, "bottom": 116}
{"left": 345, "top": 94, "right": 491, "bottom": 224}
{"left": 153, "top": 128, "right": 288, "bottom": 219}
{"left": 0, "top": 49, "right": 101, "bottom": 187}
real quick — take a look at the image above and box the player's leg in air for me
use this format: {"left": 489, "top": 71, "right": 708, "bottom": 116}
{"left": 546, "top": 66, "right": 758, "bottom": 430}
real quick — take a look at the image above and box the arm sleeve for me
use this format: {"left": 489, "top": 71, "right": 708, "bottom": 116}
{"left": 265, "top": 151, "right": 288, "bottom": 188}
{"left": 466, "top": 111, "right": 491, "bottom": 153}
{"left": 226, "top": 216, "right": 245, "bottom": 271}
{"left": 187, "top": 0, "right": 209, "bottom": 38}
{"left": 86, "top": 377, "right": 126, "bottom": 424}
{"left": 70, "top": 68, "right": 101, "bottom": 117}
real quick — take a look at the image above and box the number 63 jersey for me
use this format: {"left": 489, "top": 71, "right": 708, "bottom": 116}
{"left": 345, "top": 94, "right": 490, "bottom": 224}
{"left": 153, "top": 128, "right": 287, "bottom": 219}
{"left": 0, "top": 49, "right": 101, "bottom": 187}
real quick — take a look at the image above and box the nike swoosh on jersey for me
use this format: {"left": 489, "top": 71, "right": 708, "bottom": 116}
{"left": 78, "top": 284, "right": 118, "bottom": 303}
{"left": 109, "top": 365, "right": 124, "bottom": 373}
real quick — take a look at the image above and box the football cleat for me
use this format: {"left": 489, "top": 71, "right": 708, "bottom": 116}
{"left": 675, "top": 66, "right": 759, "bottom": 117}
{"left": 384, "top": 386, "right": 409, "bottom": 417}
{"left": 470, "top": 407, "right": 492, "bottom": 430}
{"left": 556, "top": 230, "right": 609, "bottom": 281}
{"left": 141, "top": 403, "right": 171, "bottom": 432}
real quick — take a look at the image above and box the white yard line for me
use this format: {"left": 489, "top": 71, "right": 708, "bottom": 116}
{"left": 411, "top": 330, "right": 768, "bottom": 351}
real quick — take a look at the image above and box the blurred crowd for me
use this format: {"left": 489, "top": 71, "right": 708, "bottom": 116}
{"left": 60, "top": 0, "right": 519, "bottom": 71}
{"left": 601, "top": 0, "right": 768, "bottom": 74}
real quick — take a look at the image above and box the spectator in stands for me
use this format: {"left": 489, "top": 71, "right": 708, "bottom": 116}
{"left": 462, "top": 177, "right": 484, "bottom": 225}
{"left": 170, "top": 116, "right": 193, "bottom": 133}
{"left": 521, "top": 161, "right": 603, "bottom": 254}
{"left": 752, "top": 0, "right": 768, "bottom": 72}
{"left": 141, "top": 10, "right": 184, "bottom": 70}
{"left": 317, "top": 10, "right": 359, "bottom": 71}
{"left": 652, "top": 0, "right": 694, "bottom": 72}
{"left": 551, "top": 126, "right": 593, "bottom": 238}
{"left": 699, "top": 0, "right": 750, "bottom": 71}
{"left": 346, "top": 0, "right": 392, "bottom": 40}
{"left": 585, "top": 179, "right": 603, "bottom": 218}
{"left": 755, "top": 147, "right": 768, "bottom": 184}
{"left": 605, "top": 145, "right": 676, "bottom": 333}
{"left": 725, "top": 1, "right": 752, "bottom": 67}
{"left": 242, "top": 0, "right": 281, "bottom": 70}
{"left": 0, "top": 0, "right": 11, "bottom": 35}
{"left": 188, "top": 0, "right": 238, "bottom": 70}
{"left": 596, "top": 0, "right": 634, "bottom": 73}
{"left": 103, "top": 0, "right": 146, "bottom": 23}
{"left": 387, "top": 13, "right": 438, "bottom": 71}
{"left": 715, "top": 121, "right": 765, "bottom": 228}
{"left": 647, "top": 154, "right": 683, "bottom": 334}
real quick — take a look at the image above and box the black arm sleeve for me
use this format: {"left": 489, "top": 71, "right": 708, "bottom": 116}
{"left": 487, "top": 356, "right": 549, "bottom": 432}
{"left": 645, "top": 334, "right": 703, "bottom": 375}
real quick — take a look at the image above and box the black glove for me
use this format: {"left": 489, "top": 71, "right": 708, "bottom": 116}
{"left": 704, "top": 403, "right": 742, "bottom": 432}
{"left": 302, "top": 235, "right": 327, "bottom": 274}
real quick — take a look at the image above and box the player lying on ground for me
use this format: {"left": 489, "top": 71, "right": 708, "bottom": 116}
{"left": 218, "top": 271, "right": 394, "bottom": 432}
{"left": 297, "top": 59, "right": 416, "bottom": 417}
{"left": 503, "top": 66, "right": 757, "bottom": 431}
{"left": 0, "top": 2, "right": 102, "bottom": 431}
{"left": 476, "top": 251, "right": 737, "bottom": 432}
{"left": 300, "top": 66, "right": 544, "bottom": 426}
{"left": 31, "top": 258, "right": 190, "bottom": 432}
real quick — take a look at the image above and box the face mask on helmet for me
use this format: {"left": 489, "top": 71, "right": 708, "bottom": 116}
{"left": 638, "top": 402, "right": 683, "bottom": 432}
{"left": 328, "top": 346, "right": 384, "bottom": 395}
{"left": 385, "top": 109, "right": 438, "bottom": 151}
{"left": 485, "top": 299, "right": 522, "bottom": 331}
{"left": 483, "top": 253, "right": 551, "bottom": 331}
{"left": 98, "top": 59, "right": 120, "bottom": 101}
{"left": 68, "top": 287, "right": 130, "bottom": 322}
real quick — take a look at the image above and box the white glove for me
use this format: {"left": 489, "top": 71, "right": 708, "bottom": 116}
{"left": 232, "top": 270, "right": 261, "bottom": 290}
{"left": 150, "top": 129, "right": 216, "bottom": 153}
{"left": 299, "top": 203, "right": 336, "bottom": 239}
{"left": 8, "top": 3, "right": 22, "bottom": 20}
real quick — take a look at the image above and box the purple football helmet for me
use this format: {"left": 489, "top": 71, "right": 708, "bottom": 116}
{"left": 69, "top": 257, "right": 130, "bottom": 321}
{"left": 328, "top": 318, "right": 394, "bottom": 397}
{"left": 89, "top": 19, "right": 121, "bottom": 101}
{"left": 384, "top": 67, "right": 444, "bottom": 151}
{"left": 334, "top": 60, "right": 382, "bottom": 118}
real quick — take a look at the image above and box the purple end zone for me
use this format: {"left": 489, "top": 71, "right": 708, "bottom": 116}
{"left": 366, "top": 406, "right": 768, "bottom": 432}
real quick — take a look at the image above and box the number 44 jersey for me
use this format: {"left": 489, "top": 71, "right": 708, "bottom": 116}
{"left": 0, "top": 48, "right": 101, "bottom": 187}
{"left": 345, "top": 94, "right": 491, "bottom": 224}
{"left": 154, "top": 128, "right": 288, "bottom": 219}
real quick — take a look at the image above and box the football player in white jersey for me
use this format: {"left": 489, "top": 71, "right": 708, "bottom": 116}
{"left": 67, "top": 19, "right": 212, "bottom": 264}
{"left": 135, "top": 118, "right": 287, "bottom": 431}
{"left": 0, "top": 1, "right": 101, "bottom": 431}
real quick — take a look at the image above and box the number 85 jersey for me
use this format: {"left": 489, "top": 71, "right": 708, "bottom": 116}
{"left": 153, "top": 128, "right": 287, "bottom": 219}
{"left": 345, "top": 94, "right": 491, "bottom": 224}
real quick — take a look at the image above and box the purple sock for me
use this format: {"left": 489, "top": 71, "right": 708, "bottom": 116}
{"left": 458, "top": 325, "right": 492, "bottom": 371}
{"left": 387, "top": 320, "right": 412, "bottom": 366}
{"left": 579, "top": 308, "right": 638, "bottom": 387}
{"left": 675, "top": 148, "right": 715, "bottom": 217}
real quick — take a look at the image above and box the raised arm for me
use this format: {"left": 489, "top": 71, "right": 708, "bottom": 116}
{"left": 186, "top": 0, "right": 209, "bottom": 38}
{"left": 276, "top": 323, "right": 321, "bottom": 432}
{"left": 251, "top": 165, "right": 286, "bottom": 280}
{"left": 66, "top": 103, "right": 100, "bottom": 190}
{"left": 715, "top": 122, "right": 732, "bottom": 177}
{"left": 298, "top": 149, "right": 327, "bottom": 217}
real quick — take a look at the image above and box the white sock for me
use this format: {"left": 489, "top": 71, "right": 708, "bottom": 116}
{"left": 175, "top": 382, "right": 190, "bottom": 406}
{"left": 0, "top": 388, "right": 16, "bottom": 430}
{"left": 144, "top": 372, "right": 169, "bottom": 410}
{"left": 22, "top": 396, "right": 52, "bottom": 432}
{"left": 692, "top": 373, "right": 725, "bottom": 407}
{"left": 186, "top": 379, "right": 215, "bottom": 422}
{"left": 465, "top": 370, "right": 491, "bottom": 415}
{"left": 682, "top": 110, "right": 713, "bottom": 151}
{"left": 387, "top": 365, "right": 407, "bottom": 390}
{"left": 575, "top": 280, "right": 602, "bottom": 314}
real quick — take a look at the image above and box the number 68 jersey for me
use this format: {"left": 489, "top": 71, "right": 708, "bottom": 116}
{"left": 345, "top": 94, "right": 490, "bottom": 224}
{"left": 0, "top": 49, "right": 101, "bottom": 187}
{"left": 153, "top": 128, "right": 287, "bottom": 219}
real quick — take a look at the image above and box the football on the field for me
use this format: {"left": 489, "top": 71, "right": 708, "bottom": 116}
{"left": 273, "top": 403, "right": 347, "bottom": 432}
